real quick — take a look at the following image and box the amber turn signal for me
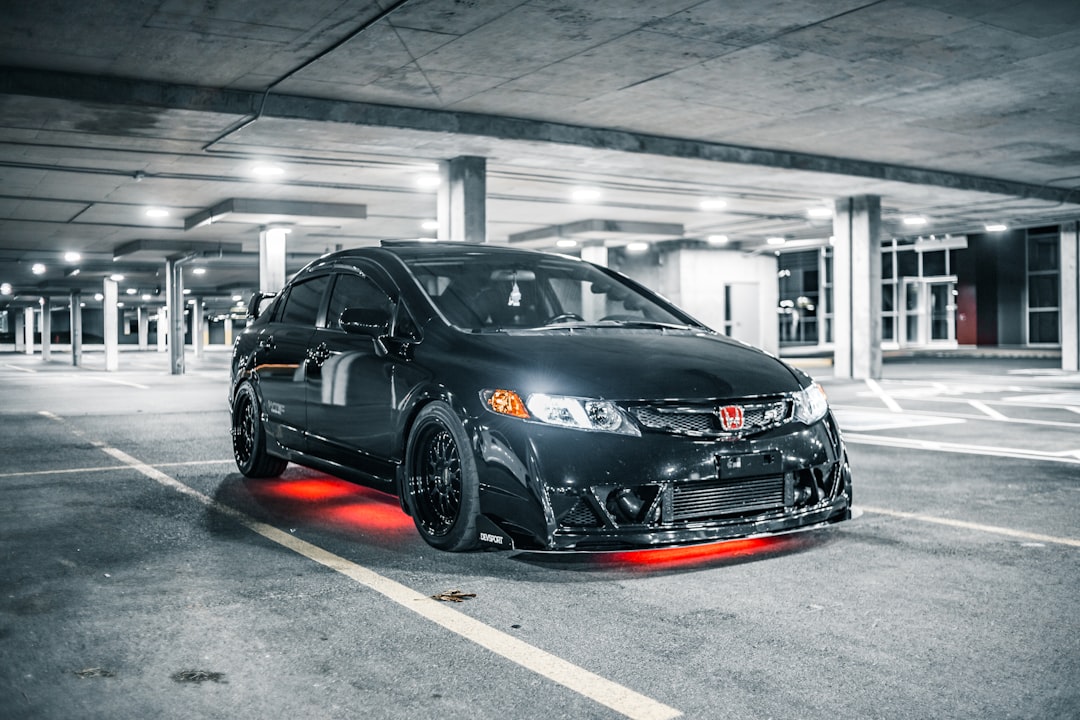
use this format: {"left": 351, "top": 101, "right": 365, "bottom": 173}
{"left": 485, "top": 389, "right": 530, "bottom": 419}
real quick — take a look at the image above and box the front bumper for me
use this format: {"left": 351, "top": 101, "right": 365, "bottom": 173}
{"left": 472, "top": 410, "right": 852, "bottom": 551}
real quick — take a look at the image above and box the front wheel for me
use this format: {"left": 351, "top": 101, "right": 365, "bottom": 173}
{"left": 405, "top": 402, "right": 481, "bottom": 552}
{"left": 231, "top": 383, "right": 288, "bottom": 478}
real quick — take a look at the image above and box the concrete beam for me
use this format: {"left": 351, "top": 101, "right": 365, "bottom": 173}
{"left": 2, "top": 67, "right": 1076, "bottom": 205}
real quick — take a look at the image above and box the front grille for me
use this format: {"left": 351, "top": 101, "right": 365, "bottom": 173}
{"left": 672, "top": 476, "right": 785, "bottom": 521}
{"left": 560, "top": 498, "right": 604, "bottom": 528}
{"left": 631, "top": 398, "right": 792, "bottom": 438}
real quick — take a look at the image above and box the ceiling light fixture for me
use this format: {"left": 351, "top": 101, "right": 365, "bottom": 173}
{"left": 902, "top": 216, "right": 928, "bottom": 226}
{"left": 63, "top": 251, "right": 81, "bottom": 262}
{"left": 31, "top": 263, "right": 46, "bottom": 275}
{"left": 126, "top": 288, "right": 137, "bottom": 295}
{"left": 706, "top": 234, "right": 729, "bottom": 245}
{"left": 807, "top": 207, "right": 833, "bottom": 219}
{"left": 985, "top": 223, "right": 1008, "bottom": 232}
{"left": 251, "top": 163, "right": 285, "bottom": 179}
{"left": 571, "top": 187, "right": 602, "bottom": 203}
{"left": 699, "top": 198, "right": 727, "bottom": 211}
{"left": 0, "top": 283, "right": 12, "bottom": 295}
{"left": 421, "top": 220, "right": 439, "bottom": 231}
{"left": 145, "top": 208, "right": 169, "bottom": 218}
{"left": 555, "top": 239, "right": 578, "bottom": 248}
{"left": 415, "top": 174, "right": 441, "bottom": 189}
{"left": 192, "top": 267, "right": 207, "bottom": 275}
{"left": 625, "top": 241, "right": 649, "bottom": 252}
{"left": 109, "top": 273, "right": 125, "bottom": 282}
{"left": 766, "top": 237, "right": 786, "bottom": 246}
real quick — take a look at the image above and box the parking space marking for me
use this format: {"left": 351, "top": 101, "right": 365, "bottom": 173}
{"left": 864, "top": 378, "right": 903, "bottom": 413}
{"left": 831, "top": 409, "right": 964, "bottom": 432}
{"left": 88, "top": 440, "right": 681, "bottom": 720}
{"left": 967, "top": 399, "right": 1009, "bottom": 421}
{"left": 0, "top": 458, "right": 233, "bottom": 479}
{"left": 844, "top": 433, "right": 1080, "bottom": 465}
{"left": 0, "top": 363, "right": 36, "bottom": 373}
{"left": 860, "top": 506, "right": 1080, "bottom": 548}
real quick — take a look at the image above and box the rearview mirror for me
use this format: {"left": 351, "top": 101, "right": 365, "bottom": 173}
{"left": 247, "top": 291, "right": 276, "bottom": 320}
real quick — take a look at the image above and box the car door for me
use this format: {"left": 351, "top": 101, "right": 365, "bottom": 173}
{"left": 255, "top": 274, "right": 330, "bottom": 453}
{"left": 304, "top": 268, "right": 403, "bottom": 479}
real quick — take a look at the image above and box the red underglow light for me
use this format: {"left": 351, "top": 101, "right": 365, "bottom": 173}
{"left": 602, "top": 535, "right": 805, "bottom": 570}
{"left": 246, "top": 474, "right": 414, "bottom": 541}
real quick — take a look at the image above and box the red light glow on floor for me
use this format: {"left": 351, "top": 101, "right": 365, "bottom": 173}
{"left": 247, "top": 474, "right": 415, "bottom": 541}
{"left": 599, "top": 534, "right": 810, "bottom": 570}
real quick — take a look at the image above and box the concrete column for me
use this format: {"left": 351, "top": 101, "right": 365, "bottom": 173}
{"left": 157, "top": 307, "right": 167, "bottom": 352}
{"left": 70, "top": 292, "right": 83, "bottom": 367}
{"left": 437, "top": 156, "right": 487, "bottom": 243}
{"left": 832, "top": 195, "right": 883, "bottom": 380}
{"left": 580, "top": 244, "right": 609, "bottom": 322}
{"left": 40, "top": 299, "right": 51, "bottom": 362}
{"left": 1061, "top": 221, "right": 1079, "bottom": 372}
{"left": 192, "top": 299, "right": 204, "bottom": 359}
{"left": 24, "top": 307, "right": 34, "bottom": 355}
{"left": 14, "top": 310, "right": 25, "bottom": 352}
{"left": 103, "top": 278, "right": 119, "bottom": 372}
{"left": 137, "top": 307, "right": 149, "bottom": 350}
{"left": 166, "top": 258, "right": 185, "bottom": 375}
{"left": 260, "top": 227, "right": 289, "bottom": 294}
{"left": 224, "top": 317, "right": 234, "bottom": 347}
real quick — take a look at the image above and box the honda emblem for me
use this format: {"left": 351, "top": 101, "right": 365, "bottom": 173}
{"left": 718, "top": 405, "right": 744, "bottom": 431}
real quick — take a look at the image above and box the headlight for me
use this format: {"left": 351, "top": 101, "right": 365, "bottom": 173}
{"left": 792, "top": 382, "right": 829, "bottom": 425}
{"left": 481, "top": 389, "right": 640, "bottom": 436}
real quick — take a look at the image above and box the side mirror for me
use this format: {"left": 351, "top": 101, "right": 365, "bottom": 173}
{"left": 340, "top": 307, "right": 392, "bottom": 357}
{"left": 247, "top": 292, "right": 276, "bottom": 320}
{"left": 340, "top": 307, "right": 391, "bottom": 337}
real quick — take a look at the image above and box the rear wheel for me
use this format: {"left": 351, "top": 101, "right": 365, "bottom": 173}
{"left": 231, "top": 383, "right": 288, "bottom": 478}
{"left": 405, "top": 402, "right": 481, "bottom": 552}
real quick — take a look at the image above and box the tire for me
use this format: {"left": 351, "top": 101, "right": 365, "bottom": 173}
{"left": 231, "top": 383, "right": 288, "bottom": 478}
{"left": 405, "top": 402, "right": 481, "bottom": 552}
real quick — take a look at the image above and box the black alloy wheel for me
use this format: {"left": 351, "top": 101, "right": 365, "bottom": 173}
{"left": 231, "top": 383, "right": 288, "bottom": 478}
{"left": 406, "top": 402, "right": 481, "bottom": 552}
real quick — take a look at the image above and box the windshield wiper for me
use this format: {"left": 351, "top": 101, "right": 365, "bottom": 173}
{"left": 594, "top": 319, "right": 696, "bottom": 330}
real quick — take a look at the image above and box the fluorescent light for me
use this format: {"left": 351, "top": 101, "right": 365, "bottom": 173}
{"left": 555, "top": 239, "right": 578, "bottom": 248}
{"left": 109, "top": 273, "right": 125, "bottom": 282}
{"left": 0, "top": 283, "right": 12, "bottom": 295}
{"left": 766, "top": 237, "right": 786, "bottom": 246}
{"left": 145, "top": 208, "right": 169, "bottom": 218}
{"left": 626, "top": 241, "right": 649, "bottom": 252}
{"left": 571, "top": 187, "right": 602, "bottom": 203}
{"left": 192, "top": 267, "right": 207, "bottom": 275}
{"left": 126, "top": 288, "right": 137, "bottom": 295}
{"left": 183, "top": 288, "right": 192, "bottom": 295}
{"left": 232, "top": 295, "right": 243, "bottom": 302}
{"left": 31, "top": 263, "right": 46, "bottom": 275}
{"left": 415, "top": 174, "right": 441, "bottom": 189}
{"left": 985, "top": 223, "right": 1008, "bottom": 232}
{"left": 63, "top": 251, "right": 81, "bottom": 262}
{"left": 699, "top": 198, "right": 727, "bottom": 211}
{"left": 902, "top": 216, "right": 927, "bottom": 226}
{"left": 706, "top": 234, "right": 729, "bottom": 245}
{"left": 807, "top": 207, "right": 833, "bottom": 219}
{"left": 251, "top": 163, "right": 285, "bottom": 179}
{"left": 142, "top": 294, "right": 151, "bottom": 301}
{"left": 94, "top": 293, "right": 104, "bottom": 301}
{"left": 421, "top": 220, "right": 439, "bottom": 231}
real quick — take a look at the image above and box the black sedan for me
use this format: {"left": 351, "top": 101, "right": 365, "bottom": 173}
{"left": 229, "top": 241, "right": 851, "bottom": 552}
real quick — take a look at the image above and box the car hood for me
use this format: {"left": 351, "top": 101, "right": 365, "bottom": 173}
{"left": 438, "top": 329, "right": 803, "bottom": 400}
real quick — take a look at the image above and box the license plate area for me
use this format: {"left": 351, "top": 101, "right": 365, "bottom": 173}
{"left": 715, "top": 450, "right": 780, "bottom": 480}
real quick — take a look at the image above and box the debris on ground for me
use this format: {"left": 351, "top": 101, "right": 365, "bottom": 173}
{"left": 171, "top": 669, "right": 227, "bottom": 684}
{"left": 74, "top": 667, "right": 115, "bottom": 679}
{"left": 430, "top": 589, "right": 477, "bottom": 602}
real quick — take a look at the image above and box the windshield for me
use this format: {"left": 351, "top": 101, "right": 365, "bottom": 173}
{"left": 401, "top": 252, "right": 697, "bottom": 332}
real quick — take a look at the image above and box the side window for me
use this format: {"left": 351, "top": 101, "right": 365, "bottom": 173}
{"left": 325, "top": 273, "right": 392, "bottom": 330}
{"left": 278, "top": 276, "right": 330, "bottom": 327}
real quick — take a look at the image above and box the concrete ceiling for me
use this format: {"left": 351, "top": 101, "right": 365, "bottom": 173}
{"left": 1, "top": 0, "right": 1079, "bottom": 312}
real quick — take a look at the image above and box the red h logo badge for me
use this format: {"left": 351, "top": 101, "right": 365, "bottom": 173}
{"left": 718, "top": 405, "right": 744, "bottom": 431}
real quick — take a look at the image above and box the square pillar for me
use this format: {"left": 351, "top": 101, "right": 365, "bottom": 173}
{"left": 438, "top": 156, "right": 487, "bottom": 243}
{"left": 40, "top": 299, "right": 51, "bottom": 362}
{"left": 137, "top": 307, "right": 150, "bottom": 350}
{"left": 191, "top": 299, "right": 204, "bottom": 358}
{"left": 24, "top": 307, "right": 34, "bottom": 355}
{"left": 165, "top": 258, "right": 185, "bottom": 375}
{"left": 70, "top": 292, "right": 83, "bottom": 367}
{"left": 103, "top": 278, "right": 119, "bottom": 372}
{"left": 14, "top": 309, "right": 25, "bottom": 352}
{"left": 1062, "top": 221, "right": 1079, "bottom": 372}
{"left": 260, "top": 227, "right": 289, "bottom": 294}
{"left": 832, "top": 195, "right": 883, "bottom": 380}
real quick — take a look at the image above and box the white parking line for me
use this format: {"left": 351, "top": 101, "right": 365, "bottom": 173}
{"left": 864, "top": 378, "right": 903, "bottom": 413}
{"left": 859, "top": 506, "right": 1080, "bottom": 548}
{"left": 0, "top": 459, "right": 234, "bottom": 479}
{"left": 84, "top": 440, "right": 680, "bottom": 720}
{"left": 0, "top": 363, "right": 36, "bottom": 373}
{"left": 844, "top": 433, "right": 1080, "bottom": 465}
{"left": 967, "top": 399, "right": 1009, "bottom": 421}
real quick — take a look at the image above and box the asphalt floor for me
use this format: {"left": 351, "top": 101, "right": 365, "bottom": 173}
{"left": 1, "top": 348, "right": 1077, "bottom": 720}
